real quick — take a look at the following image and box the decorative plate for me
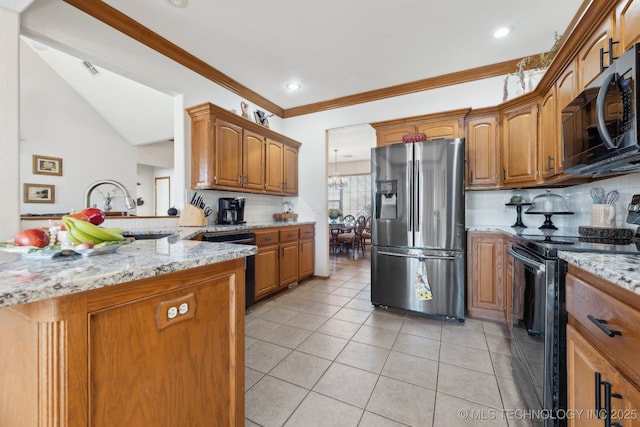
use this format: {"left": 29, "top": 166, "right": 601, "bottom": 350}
{"left": 0, "top": 239, "right": 133, "bottom": 259}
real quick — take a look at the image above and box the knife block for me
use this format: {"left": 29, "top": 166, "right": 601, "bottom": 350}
{"left": 178, "top": 204, "right": 207, "bottom": 226}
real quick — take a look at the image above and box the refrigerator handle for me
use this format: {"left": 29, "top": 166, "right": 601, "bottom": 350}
{"left": 414, "top": 160, "right": 420, "bottom": 232}
{"left": 378, "top": 251, "right": 456, "bottom": 261}
{"left": 408, "top": 161, "right": 413, "bottom": 232}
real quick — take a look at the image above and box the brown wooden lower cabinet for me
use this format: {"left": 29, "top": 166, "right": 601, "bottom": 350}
{"left": 298, "top": 237, "right": 314, "bottom": 280}
{"left": 254, "top": 229, "right": 280, "bottom": 299}
{"left": 565, "top": 266, "right": 640, "bottom": 427}
{"left": 0, "top": 259, "right": 246, "bottom": 427}
{"left": 279, "top": 240, "right": 299, "bottom": 286}
{"left": 254, "top": 224, "right": 315, "bottom": 301}
{"left": 467, "top": 231, "right": 506, "bottom": 322}
{"left": 298, "top": 224, "right": 315, "bottom": 281}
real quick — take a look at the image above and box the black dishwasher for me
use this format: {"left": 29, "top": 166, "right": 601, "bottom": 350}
{"left": 198, "top": 231, "right": 256, "bottom": 307}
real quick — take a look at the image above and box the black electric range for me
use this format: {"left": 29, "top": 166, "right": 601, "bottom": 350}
{"left": 510, "top": 228, "right": 640, "bottom": 258}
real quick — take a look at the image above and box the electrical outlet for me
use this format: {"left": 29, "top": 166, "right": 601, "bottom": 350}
{"left": 167, "top": 306, "right": 178, "bottom": 319}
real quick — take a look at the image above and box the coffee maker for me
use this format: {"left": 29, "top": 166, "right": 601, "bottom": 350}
{"left": 217, "top": 197, "right": 246, "bottom": 225}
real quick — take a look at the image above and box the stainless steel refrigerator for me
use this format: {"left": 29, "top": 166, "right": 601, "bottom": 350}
{"left": 371, "top": 138, "right": 465, "bottom": 320}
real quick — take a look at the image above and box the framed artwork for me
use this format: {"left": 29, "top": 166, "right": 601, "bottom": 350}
{"left": 33, "top": 155, "right": 63, "bottom": 176}
{"left": 24, "top": 183, "right": 55, "bottom": 204}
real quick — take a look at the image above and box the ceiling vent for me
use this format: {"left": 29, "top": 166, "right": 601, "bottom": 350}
{"left": 81, "top": 61, "right": 100, "bottom": 76}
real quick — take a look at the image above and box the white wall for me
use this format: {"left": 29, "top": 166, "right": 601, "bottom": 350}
{"left": 20, "top": 39, "right": 137, "bottom": 214}
{"left": 282, "top": 77, "right": 508, "bottom": 275}
{"left": 329, "top": 159, "right": 371, "bottom": 176}
{"left": 0, "top": 8, "right": 20, "bottom": 241}
{"left": 136, "top": 164, "right": 154, "bottom": 216}
{"left": 137, "top": 141, "right": 174, "bottom": 169}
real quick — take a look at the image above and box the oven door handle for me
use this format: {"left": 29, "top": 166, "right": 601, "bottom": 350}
{"left": 508, "top": 246, "right": 546, "bottom": 274}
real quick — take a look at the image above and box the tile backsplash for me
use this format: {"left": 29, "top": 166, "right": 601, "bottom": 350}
{"left": 466, "top": 173, "right": 640, "bottom": 231}
{"left": 186, "top": 189, "right": 315, "bottom": 225}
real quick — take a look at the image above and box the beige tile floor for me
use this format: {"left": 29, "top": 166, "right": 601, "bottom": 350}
{"left": 244, "top": 250, "right": 533, "bottom": 427}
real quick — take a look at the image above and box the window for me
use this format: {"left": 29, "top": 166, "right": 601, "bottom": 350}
{"left": 328, "top": 174, "right": 371, "bottom": 218}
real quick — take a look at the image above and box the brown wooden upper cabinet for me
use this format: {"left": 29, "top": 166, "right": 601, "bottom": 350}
{"left": 538, "top": 87, "right": 557, "bottom": 179}
{"left": 371, "top": 108, "right": 469, "bottom": 147}
{"left": 243, "top": 130, "right": 267, "bottom": 191}
{"left": 578, "top": 14, "right": 615, "bottom": 91}
{"left": 501, "top": 101, "right": 538, "bottom": 186}
{"left": 465, "top": 109, "right": 500, "bottom": 189}
{"left": 265, "top": 139, "right": 298, "bottom": 195}
{"left": 265, "top": 138, "right": 284, "bottom": 193}
{"left": 617, "top": 0, "right": 640, "bottom": 53}
{"left": 187, "top": 102, "right": 300, "bottom": 195}
{"left": 555, "top": 58, "right": 579, "bottom": 173}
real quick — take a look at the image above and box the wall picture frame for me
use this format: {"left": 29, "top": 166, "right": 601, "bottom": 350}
{"left": 24, "top": 183, "right": 56, "bottom": 203}
{"left": 33, "top": 155, "right": 63, "bottom": 176}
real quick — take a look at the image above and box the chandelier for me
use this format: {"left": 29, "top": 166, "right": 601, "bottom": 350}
{"left": 328, "top": 149, "right": 348, "bottom": 189}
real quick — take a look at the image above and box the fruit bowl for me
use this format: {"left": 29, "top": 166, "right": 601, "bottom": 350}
{"left": 0, "top": 239, "right": 133, "bottom": 259}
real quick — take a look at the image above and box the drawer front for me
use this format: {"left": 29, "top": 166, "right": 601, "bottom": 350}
{"left": 299, "top": 225, "right": 315, "bottom": 240}
{"left": 255, "top": 230, "right": 279, "bottom": 247}
{"left": 279, "top": 227, "right": 299, "bottom": 243}
{"left": 566, "top": 273, "right": 640, "bottom": 384}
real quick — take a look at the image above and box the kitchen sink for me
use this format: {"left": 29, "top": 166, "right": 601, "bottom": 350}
{"left": 123, "top": 232, "right": 175, "bottom": 240}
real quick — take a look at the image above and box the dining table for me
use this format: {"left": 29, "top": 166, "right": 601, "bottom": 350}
{"left": 329, "top": 221, "right": 355, "bottom": 253}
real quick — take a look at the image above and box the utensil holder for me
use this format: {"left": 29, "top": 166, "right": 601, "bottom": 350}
{"left": 590, "top": 204, "right": 616, "bottom": 228}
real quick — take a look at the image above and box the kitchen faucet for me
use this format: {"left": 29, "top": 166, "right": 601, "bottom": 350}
{"left": 84, "top": 179, "right": 136, "bottom": 210}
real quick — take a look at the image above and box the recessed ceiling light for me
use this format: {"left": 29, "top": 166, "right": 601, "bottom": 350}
{"left": 167, "top": 0, "right": 188, "bottom": 8}
{"left": 493, "top": 27, "right": 511, "bottom": 38}
{"left": 286, "top": 82, "right": 302, "bottom": 91}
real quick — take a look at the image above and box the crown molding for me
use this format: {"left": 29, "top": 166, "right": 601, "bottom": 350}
{"left": 63, "top": 0, "right": 284, "bottom": 117}
{"left": 63, "top": 0, "right": 604, "bottom": 120}
{"left": 283, "top": 60, "right": 519, "bottom": 118}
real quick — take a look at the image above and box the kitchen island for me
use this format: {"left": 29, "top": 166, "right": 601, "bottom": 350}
{"left": 0, "top": 236, "right": 257, "bottom": 426}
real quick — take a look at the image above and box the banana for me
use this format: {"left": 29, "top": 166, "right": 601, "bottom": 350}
{"left": 71, "top": 225, "right": 103, "bottom": 244}
{"left": 62, "top": 217, "right": 101, "bottom": 244}
{"left": 72, "top": 219, "right": 125, "bottom": 241}
{"left": 62, "top": 216, "right": 126, "bottom": 243}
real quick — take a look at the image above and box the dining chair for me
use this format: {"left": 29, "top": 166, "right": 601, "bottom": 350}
{"left": 337, "top": 215, "right": 366, "bottom": 257}
{"left": 360, "top": 216, "right": 372, "bottom": 251}
{"left": 342, "top": 214, "right": 356, "bottom": 225}
{"left": 329, "top": 227, "right": 342, "bottom": 254}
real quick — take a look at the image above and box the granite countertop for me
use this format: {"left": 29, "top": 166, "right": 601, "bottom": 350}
{"left": 0, "top": 221, "right": 315, "bottom": 309}
{"left": 0, "top": 235, "right": 256, "bottom": 310}
{"left": 558, "top": 251, "right": 640, "bottom": 295}
{"left": 122, "top": 220, "right": 314, "bottom": 239}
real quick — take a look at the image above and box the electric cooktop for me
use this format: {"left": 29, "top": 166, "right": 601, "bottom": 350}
{"left": 511, "top": 227, "right": 640, "bottom": 258}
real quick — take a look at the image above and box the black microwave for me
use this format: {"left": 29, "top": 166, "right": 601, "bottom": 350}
{"left": 562, "top": 43, "right": 640, "bottom": 176}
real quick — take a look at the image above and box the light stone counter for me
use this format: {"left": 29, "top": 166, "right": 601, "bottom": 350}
{"left": 0, "top": 221, "right": 314, "bottom": 309}
{"left": 125, "top": 220, "right": 316, "bottom": 239}
{"left": 0, "top": 236, "right": 257, "bottom": 309}
{"left": 558, "top": 251, "right": 640, "bottom": 295}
